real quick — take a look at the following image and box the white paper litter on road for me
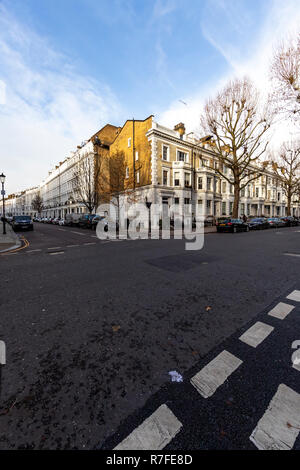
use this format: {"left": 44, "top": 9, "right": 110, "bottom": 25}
{"left": 168, "top": 371, "right": 183, "bottom": 382}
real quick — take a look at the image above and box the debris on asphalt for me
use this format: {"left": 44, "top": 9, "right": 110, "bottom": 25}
{"left": 168, "top": 370, "right": 183, "bottom": 382}
{"left": 112, "top": 325, "right": 121, "bottom": 332}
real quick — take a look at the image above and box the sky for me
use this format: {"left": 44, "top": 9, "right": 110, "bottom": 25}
{"left": 0, "top": 0, "right": 299, "bottom": 194}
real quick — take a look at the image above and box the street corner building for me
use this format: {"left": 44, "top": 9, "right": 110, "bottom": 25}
{"left": 4, "top": 116, "right": 300, "bottom": 221}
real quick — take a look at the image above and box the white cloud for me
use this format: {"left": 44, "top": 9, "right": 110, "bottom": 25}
{"left": 153, "top": 0, "right": 177, "bottom": 18}
{"left": 0, "top": 4, "right": 123, "bottom": 194}
{"left": 158, "top": 0, "right": 300, "bottom": 148}
{"left": 0, "top": 80, "right": 6, "bottom": 104}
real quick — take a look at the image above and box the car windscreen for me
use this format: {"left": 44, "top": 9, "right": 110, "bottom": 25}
{"left": 14, "top": 216, "right": 31, "bottom": 221}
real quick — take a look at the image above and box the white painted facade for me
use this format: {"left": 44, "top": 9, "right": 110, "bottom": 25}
{"left": 5, "top": 141, "right": 95, "bottom": 218}
{"left": 4, "top": 120, "right": 300, "bottom": 219}
{"left": 142, "top": 121, "right": 300, "bottom": 219}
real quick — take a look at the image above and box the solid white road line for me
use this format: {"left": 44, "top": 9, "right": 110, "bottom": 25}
{"left": 190, "top": 350, "right": 243, "bottom": 398}
{"left": 114, "top": 404, "right": 182, "bottom": 450}
{"left": 284, "top": 253, "right": 300, "bottom": 258}
{"left": 250, "top": 384, "right": 300, "bottom": 450}
{"left": 287, "top": 290, "right": 300, "bottom": 302}
{"left": 268, "top": 302, "right": 295, "bottom": 320}
{"left": 2, "top": 252, "right": 19, "bottom": 256}
{"left": 239, "top": 322, "right": 274, "bottom": 348}
{"left": 0, "top": 340, "right": 6, "bottom": 365}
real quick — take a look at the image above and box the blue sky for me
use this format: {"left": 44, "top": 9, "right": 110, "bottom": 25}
{"left": 0, "top": 0, "right": 299, "bottom": 193}
{"left": 2, "top": 0, "right": 267, "bottom": 116}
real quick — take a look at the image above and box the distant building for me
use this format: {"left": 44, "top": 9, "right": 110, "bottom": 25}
{"left": 4, "top": 117, "right": 300, "bottom": 219}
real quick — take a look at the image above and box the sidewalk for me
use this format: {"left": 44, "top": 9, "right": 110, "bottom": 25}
{"left": 204, "top": 226, "right": 217, "bottom": 233}
{"left": 0, "top": 221, "right": 21, "bottom": 253}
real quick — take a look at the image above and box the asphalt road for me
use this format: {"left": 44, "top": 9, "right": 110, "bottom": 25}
{"left": 0, "top": 222, "right": 299, "bottom": 449}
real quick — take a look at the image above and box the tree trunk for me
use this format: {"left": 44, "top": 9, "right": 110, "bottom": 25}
{"left": 287, "top": 192, "right": 292, "bottom": 216}
{"left": 232, "top": 181, "right": 240, "bottom": 218}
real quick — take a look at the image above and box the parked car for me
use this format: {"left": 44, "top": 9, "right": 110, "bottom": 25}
{"left": 78, "top": 214, "right": 96, "bottom": 229}
{"left": 248, "top": 217, "right": 270, "bottom": 230}
{"left": 92, "top": 215, "right": 119, "bottom": 232}
{"left": 11, "top": 215, "right": 34, "bottom": 231}
{"left": 65, "top": 213, "right": 81, "bottom": 227}
{"left": 216, "top": 218, "right": 249, "bottom": 233}
{"left": 280, "top": 216, "right": 299, "bottom": 227}
{"left": 92, "top": 215, "right": 108, "bottom": 231}
{"left": 52, "top": 218, "right": 61, "bottom": 225}
{"left": 204, "top": 215, "right": 215, "bottom": 227}
{"left": 267, "top": 217, "right": 283, "bottom": 228}
{"left": 58, "top": 218, "right": 65, "bottom": 226}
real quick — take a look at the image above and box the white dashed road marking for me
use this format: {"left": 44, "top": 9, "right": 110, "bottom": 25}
{"left": 190, "top": 350, "right": 243, "bottom": 398}
{"left": 293, "top": 362, "right": 300, "bottom": 372}
{"left": 49, "top": 251, "right": 64, "bottom": 256}
{"left": 83, "top": 243, "right": 96, "bottom": 246}
{"left": 71, "top": 231, "right": 85, "bottom": 236}
{"left": 26, "top": 249, "right": 42, "bottom": 253}
{"left": 287, "top": 290, "right": 300, "bottom": 302}
{"left": 66, "top": 245, "right": 80, "bottom": 248}
{"left": 114, "top": 404, "right": 182, "bottom": 450}
{"left": 0, "top": 341, "right": 6, "bottom": 365}
{"left": 268, "top": 302, "right": 295, "bottom": 320}
{"left": 250, "top": 384, "right": 300, "bottom": 450}
{"left": 48, "top": 247, "right": 62, "bottom": 250}
{"left": 239, "top": 322, "right": 274, "bottom": 348}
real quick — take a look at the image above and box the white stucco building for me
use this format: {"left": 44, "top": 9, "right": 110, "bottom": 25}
{"left": 4, "top": 119, "right": 300, "bottom": 220}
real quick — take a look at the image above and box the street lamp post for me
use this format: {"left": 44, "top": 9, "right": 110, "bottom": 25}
{"left": 145, "top": 197, "right": 152, "bottom": 237}
{"left": 0, "top": 173, "right": 6, "bottom": 235}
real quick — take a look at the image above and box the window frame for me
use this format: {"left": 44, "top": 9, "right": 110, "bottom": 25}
{"left": 162, "top": 145, "right": 169, "bottom": 162}
{"left": 162, "top": 168, "right": 170, "bottom": 186}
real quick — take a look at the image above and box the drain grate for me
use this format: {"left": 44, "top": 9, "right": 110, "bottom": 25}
{"left": 145, "top": 254, "right": 213, "bottom": 272}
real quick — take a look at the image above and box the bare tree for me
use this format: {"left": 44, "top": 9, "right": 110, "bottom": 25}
{"left": 271, "top": 34, "right": 300, "bottom": 119}
{"left": 200, "top": 77, "right": 273, "bottom": 218}
{"left": 72, "top": 151, "right": 103, "bottom": 214}
{"left": 98, "top": 150, "right": 142, "bottom": 222}
{"left": 270, "top": 141, "right": 300, "bottom": 216}
{"left": 32, "top": 193, "right": 44, "bottom": 215}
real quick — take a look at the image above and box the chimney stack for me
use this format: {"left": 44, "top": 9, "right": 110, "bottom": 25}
{"left": 174, "top": 122, "right": 186, "bottom": 139}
